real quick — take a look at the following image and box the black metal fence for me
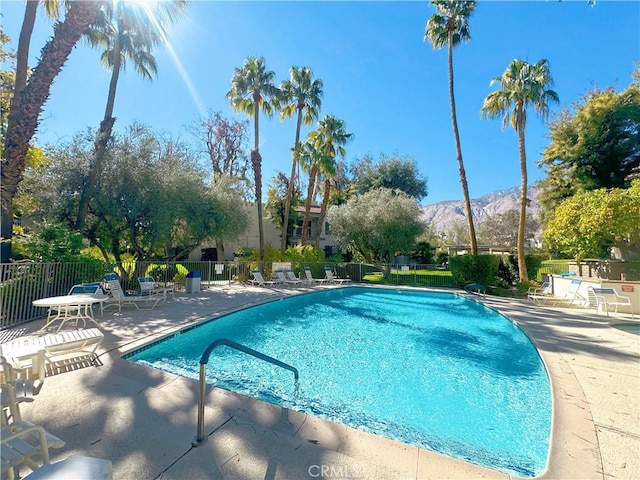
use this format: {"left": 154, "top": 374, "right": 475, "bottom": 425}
{"left": 0, "top": 261, "right": 454, "bottom": 329}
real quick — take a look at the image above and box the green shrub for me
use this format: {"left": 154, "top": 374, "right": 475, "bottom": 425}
{"left": 449, "top": 255, "right": 500, "bottom": 286}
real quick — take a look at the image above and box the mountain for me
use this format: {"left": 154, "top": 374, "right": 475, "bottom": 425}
{"left": 421, "top": 185, "right": 541, "bottom": 239}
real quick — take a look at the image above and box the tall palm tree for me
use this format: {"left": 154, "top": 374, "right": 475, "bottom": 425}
{"left": 298, "top": 138, "right": 323, "bottom": 246}
{"left": 226, "top": 56, "right": 279, "bottom": 260}
{"left": 13, "top": 1, "right": 61, "bottom": 102}
{"left": 310, "top": 115, "right": 352, "bottom": 249}
{"left": 1, "top": 0, "right": 105, "bottom": 263}
{"left": 481, "top": 58, "right": 559, "bottom": 281}
{"left": 75, "top": 0, "right": 187, "bottom": 230}
{"left": 278, "top": 66, "right": 323, "bottom": 252}
{"left": 425, "top": 0, "right": 478, "bottom": 255}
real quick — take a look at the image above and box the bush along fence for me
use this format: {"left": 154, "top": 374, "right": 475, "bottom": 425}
{"left": 0, "top": 261, "right": 456, "bottom": 329}
{"left": 3, "top": 258, "right": 637, "bottom": 329}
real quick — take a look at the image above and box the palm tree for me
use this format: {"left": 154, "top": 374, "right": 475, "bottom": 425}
{"left": 278, "top": 66, "right": 323, "bottom": 252}
{"left": 75, "top": 0, "right": 187, "bottom": 230}
{"left": 226, "top": 56, "right": 279, "bottom": 260}
{"left": 1, "top": 0, "right": 105, "bottom": 263}
{"left": 298, "top": 138, "right": 323, "bottom": 246}
{"left": 310, "top": 115, "right": 352, "bottom": 249}
{"left": 425, "top": 0, "right": 478, "bottom": 255}
{"left": 13, "top": 1, "right": 61, "bottom": 102}
{"left": 481, "top": 58, "right": 559, "bottom": 281}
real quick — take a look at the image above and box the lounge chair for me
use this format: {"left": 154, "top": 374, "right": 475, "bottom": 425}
{"left": 587, "top": 287, "right": 634, "bottom": 317}
{"left": 1, "top": 380, "right": 65, "bottom": 479}
{"left": 324, "top": 267, "right": 351, "bottom": 284}
{"left": 64, "top": 282, "right": 106, "bottom": 318}
{"left": 103, "top": 273, "right": 161, "bottom": 311}
{"left": 464, "top": 283, "right": 486, "bottom": 296}
{"left": 248, "top": 270, "right": 275, "bottom": 287}
{"left": 530, "top": 278, "right": 584, "bottom": 307}
{"left": 1, "top": 380, "right": 112, "bottom": 480}
{"left": 137, "top": 277, "right": 172, "bottom": 303}
{"left": 1, "top": 328, "right": 104, "bottom": 374}
{"left": 275, "top": 270, "right": 302, "bottom": 286}
{"left": 303, "top": 267, "right": 328, "bottom": 284}
{"left": 527, "top": 281, "right": 552, "bottom": 303}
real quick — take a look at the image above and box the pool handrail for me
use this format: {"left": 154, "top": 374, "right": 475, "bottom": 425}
{"left": 192, "top": 338, "right": 299, "bottom": 446}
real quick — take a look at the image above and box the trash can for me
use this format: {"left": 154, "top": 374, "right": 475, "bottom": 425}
{"left": 185, "top": 270, "right": 201, "bottom": 293}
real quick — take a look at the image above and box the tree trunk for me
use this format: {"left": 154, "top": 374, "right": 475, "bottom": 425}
{"left": 251, "top": 93, "right": 264, "bottom": 261}
{"left": 14, "top": 0, "right": 38, "bottom": 96}
{"left": 300, "top": 164, "right": 318, "bottom": 246}
{"left": 252, "top": 150, "right": 264, "bottom": 260}
{"left": 281, "top": 108, "right": 303, "bottom": 252}
{"left": 1, "top": 0, "right": 106, "bottom": 263}
{"left": 215, "top": 238, "right": 225, "bottom": 261}
{"left": 448, "top": 34, "right": 477, "bottom": 255}
{"left": 315, "top": 177, "right": 331, "bottom": 249}
{"left": 76, "top": 38, "right": 122, "bottom": 230}
{"left": 517, "top": 109, "right": 529, "bottom": 282}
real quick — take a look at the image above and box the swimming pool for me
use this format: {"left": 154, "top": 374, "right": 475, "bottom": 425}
{"left": 611, "top": 322, "right": 640, "bottom": 335}
{"left": 126, "top": 287, "right": 551, "bottom": 476}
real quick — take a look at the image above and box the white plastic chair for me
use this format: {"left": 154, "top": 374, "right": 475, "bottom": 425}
{"left": 248, "top": 270, "right": 275, "bottom": 287}
{"left": 324, "top": 267, "right": 351, "bottom": 284}
{"left": 303, "top": 267, "right": 327, "bottom": 284}
{"left": 103, "top": 274, "right": 161, "bottom": 312}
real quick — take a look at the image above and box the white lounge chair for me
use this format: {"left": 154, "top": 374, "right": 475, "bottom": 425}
{"left": 324, "top": 267, "right": 351, "bottom": 284}
{"left": 248, "top": 270, "right": 275, "bottom": 287}
{"left": 303, "top": 267, "right": 328, "bottom": 284}
{"left": 274, "top": 270, "right": 302, "bottom": 286}
{"left": 587, "top": 287, "right": 634, "bottom": 317}
{"left": 104, "top": 273, "right": 161, "bottom": 311}
{"left": 527, "top": 281, "right": 552, "bottom": 303}
{"left": 137, "top": 277, "right": 172, "bottom": 303}
{"left": 1, "top": 381, "right": 65, "bottom": 479}
{"left": 285, "top": 270, "right": 304, "bottom": 285}
{"left": 530, "top": 278, "right": 584, "bottom": 307}
{"left": 1, "top": 380, "right": 112, "bottom": 480}
{"left": 1, "top": 329, "right": 104, "bottom": 377}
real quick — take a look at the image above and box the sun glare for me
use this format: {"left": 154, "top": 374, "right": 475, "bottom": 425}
{"left": 131, "top": 0, "right": 207, "bottom": 118}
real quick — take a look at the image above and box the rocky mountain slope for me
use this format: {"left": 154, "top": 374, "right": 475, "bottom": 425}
{"left": 421, "top": 185, "right": 541, "bottom": 237}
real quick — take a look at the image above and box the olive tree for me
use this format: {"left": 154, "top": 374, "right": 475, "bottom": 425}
{"left": 327, "top": 187, "right": 425, "bottom": 277}
{"left": 22, "top": 123, "right": 249, "bottom": 261}
{"left": 543, "top": 181, "right": 640, "bottom": 261}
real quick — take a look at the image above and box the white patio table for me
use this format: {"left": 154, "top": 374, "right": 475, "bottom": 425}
{"left": 33, "top": 294, "right": 109, "bottom": 332}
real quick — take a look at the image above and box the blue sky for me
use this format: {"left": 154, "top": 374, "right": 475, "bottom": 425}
{"left": 2, "top": 1, "right": 638, "bottom": 205}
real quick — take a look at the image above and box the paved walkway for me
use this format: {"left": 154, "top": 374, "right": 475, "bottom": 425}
{"left": 2, "top": 284, "right": 638, "bottom": 479}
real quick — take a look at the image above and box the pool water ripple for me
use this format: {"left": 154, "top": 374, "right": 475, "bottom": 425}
{"left": 127, "top": 287, "right": 551, "bottom": 477}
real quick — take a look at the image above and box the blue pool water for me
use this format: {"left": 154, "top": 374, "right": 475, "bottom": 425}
{"left": 126, "top": 287, "right": 551, "bottom": 476}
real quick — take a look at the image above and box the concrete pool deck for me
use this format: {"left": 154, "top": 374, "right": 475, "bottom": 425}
{"left": 2, "top": 283, "right": 638, "bottom": 479}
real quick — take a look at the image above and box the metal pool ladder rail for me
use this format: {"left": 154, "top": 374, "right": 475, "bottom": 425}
{"left": 192, "top": 338, "right": 299, "bottom": 446}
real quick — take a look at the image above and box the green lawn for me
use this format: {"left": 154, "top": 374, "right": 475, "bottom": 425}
{"left": 363, "top": 269, "right": 455, "bottom": 287}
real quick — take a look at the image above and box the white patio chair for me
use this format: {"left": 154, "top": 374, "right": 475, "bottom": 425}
{"left": 103, "top": 273, "right": 161, "bottom": 312}
{"left": 303, "top": 267, "right": 328, "bottom": 284}
{"left": 138, "top": 277, "right": 173, "bottom": 303}
{"left": 324, "top": 267, "right": 351, "bottom": 284}
{"left": 588, "top": 287, "right": 634, "bottom": 317}
{"left": 248, "top": 270, "right": 275, "bottom": 287}
{"left": 274, "top": 270, "right": 302, "bottom": 286}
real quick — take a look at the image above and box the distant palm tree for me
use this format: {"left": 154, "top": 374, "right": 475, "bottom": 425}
{"left": 2, "top": 0, "right": 105, "bottom": 263}
{"left": 298, "top": 138, "right": 323, "bottom": 246}
{"left": 425, "top": 0, "right": 478, "bottom": 255}
{"left": 278, "top": 66, "right": 323, "bottom": 252}
{"left": 310, "top": 115, "right": 352, "bottom": 249}
{"left": 481, "top": 58, "right": 559, "bottom": 281}
{"left": 75, "top": 0, "right": 187, "bottom": 229}
{"left": 226, "top": 56, "right": 279, "bottom": 260}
